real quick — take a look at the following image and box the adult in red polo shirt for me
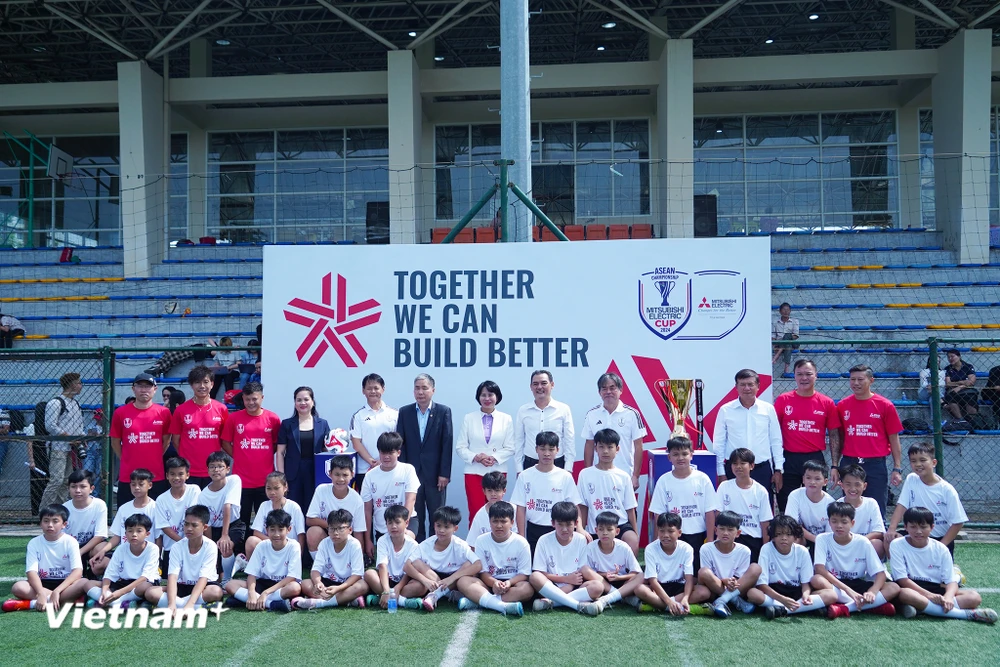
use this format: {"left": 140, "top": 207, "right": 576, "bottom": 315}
{"left": 833, "top": 364, "right": 903, "bottom": 517}
{"left": 774, "top": 358, "right": 841, "bottom": 512}
{"left": 169, "top": 365, "right": 229, "bottom": 487}
{"left": 221, "top": 381, "right": 280, "bottom": 524}
{"left": 110, "top": 373, "right": 172, "bottom": 506}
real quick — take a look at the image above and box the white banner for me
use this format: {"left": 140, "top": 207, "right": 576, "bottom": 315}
{"left": 263, "top": 238, "right": 772, "bottom": 530}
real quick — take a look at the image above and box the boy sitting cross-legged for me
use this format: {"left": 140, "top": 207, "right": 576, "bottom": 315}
{"left": 529, "top": 501, "right": 604, "bottom": 615}
{"left": 84, "top": 513, "right": 160, "bottom": 609}
{"left": 364, "top": 504, "right": 419, "bottom": 609}
{"left": 635, "top": 512, "right": 711, "bottom": 616}
{"left": 698, "top": 510, "right": 762, "bottom": 618}
{"left": 403, "top": 506, "right": 482, "bottom": 612}
{"left": 225, "top": 509, "right": 302, "bottom": 612}
{"left": 3, "top": 504, "right": 87, "bottom": 612}
{"left": 815, "top": 502, "right": 899, "bottom": 619}
{"left": 580, "top": 511, "right": 644, "bottom": 614}
{"left": 294, "top": 509, "right": 369, "bottom": 609}
{"left": 455, "top": 501, "right": 532, "bottom": 617}
{"left": 891, "top": 507, "right": 996, "bottom": 624}
{"left": 748, "top": 513, "right": 838, "bottom": 620}
{"left": 144, "top": 505, "right": 225, "bottom": 612}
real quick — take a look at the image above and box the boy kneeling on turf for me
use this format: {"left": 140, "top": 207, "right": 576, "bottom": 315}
{"left": 698, "top": 510, "right": 761, "bottom": 617}
{"left": 225, "top": 509, "right": 302, "bottom": 612}
{"left": 404, "top": 506, "right": 481, "bottom": 612}
{"left": 635, "top": 512, "right": 711, "bottom": 616}
{"left": 456, "top": 501, "right": 532, "bottom": 617}
{"left": 815, "top": 502, "right": 898, "bottom": 619}
{"left": 529, "top": 501, "right": 604, "bottom": 615}
{"left": 85, "top": 513, "right": 160, "bottom": 609}
{"left": 364, "top": 504, "right": 419, "bottom": 608}
{"left": 581, "top": 511, "right": 643, "bottom": 614}
{"left": 294, "top": 509, "right": 368, "bottom": 609}
{"left": 890, "top": 507, "right": 996, "bottom": 624}
{"left": 3, "top": 504, "right": 87, "bottom": 612}
{"left": 748, "top": 514, "right": 837, "bottom": 620}
{"left": 145, "top": 505, "right": 225, "bottom": 611}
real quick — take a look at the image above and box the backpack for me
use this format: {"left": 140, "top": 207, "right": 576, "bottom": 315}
{"left": 967, "top": 411, "right": 998, "bottom": 432}
{"left": 901, "top": 418, "right": 931, "bottom": 433}
{"left": 33, "top": 396, "right": 66, "bottom": 437}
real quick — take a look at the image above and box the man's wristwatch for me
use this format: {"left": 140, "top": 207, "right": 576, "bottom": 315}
{"left": 892, "top": 467, "right": 903, "bottom": 474}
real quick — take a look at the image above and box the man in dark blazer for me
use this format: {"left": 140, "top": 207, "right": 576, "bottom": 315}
{"left": 396, "top": 373, "right": 453, "bottom": 541}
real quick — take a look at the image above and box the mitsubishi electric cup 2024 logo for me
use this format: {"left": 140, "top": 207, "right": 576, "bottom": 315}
{"left": 283, "top": 272, "right": 383, "bottom": 368}
{"left": 639, "top": 267, "right": 747, "bottom": 341}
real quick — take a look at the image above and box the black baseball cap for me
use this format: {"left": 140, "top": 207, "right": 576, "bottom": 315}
{"left": 133, "top": 373, "right": 157, "bottom": 386}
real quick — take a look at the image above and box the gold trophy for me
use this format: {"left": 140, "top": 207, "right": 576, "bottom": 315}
{"left": 655, "top": 379, "right": 695, "bottom": 439}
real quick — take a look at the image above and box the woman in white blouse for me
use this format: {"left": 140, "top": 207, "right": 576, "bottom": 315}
{"left": 456, "top": 380, "right": 515, "bottom": 520}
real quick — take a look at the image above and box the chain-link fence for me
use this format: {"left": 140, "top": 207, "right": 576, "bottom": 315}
{"left": 773, "top": 337, "right": 1000, "bottom": 524}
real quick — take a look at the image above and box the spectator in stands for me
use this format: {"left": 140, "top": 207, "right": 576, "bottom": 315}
{"left": 142, "top": 343, "right": 211, "bottom": 378}
{"left": 982, "top": 365, "right": 1000, "bottom": 423}
{"left": 0, "top": 312, "right": 25, "bottom": 348}
{"left": 238, "top": 339, "right": 260, "bottom": 387}
{"left": 919, "top": 358, "right": 946, "bottom": 422}
{"left": 943, "top": 349, "right": 979, "bottom": 421}
{"left": 771, "top": 303, "right": 799, "bottom": 375}
{"left": 249, "top": 361, "right": 261, "bottom": 384}
{"left": 38, "top": 373, "right": 86, "bottom": 509}
{"left": 208, "top": 336, "right": 240, "bottom": 400}
{"left": 161, "top": 386, "right": 177, "bottom": 406}
{"left": 0, "top": 409, "right": 12, "bottom": 480}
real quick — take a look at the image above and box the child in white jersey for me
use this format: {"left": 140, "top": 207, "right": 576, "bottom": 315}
{"left": 716, "top": 448, "right": 773, "bottom": 562}
{"left": 698, "top": 510, "right": 761, "bottom": 618}
{"left": 365, "top": 504, "right": 419, "bottom": 608}
{"left": 91, "top": 468, "right": 157, "bottom": 576}
{"left": 294, "top": 509, "right": 369, "bottom": 609}
{"left": 403, "top": 506, "right": 481, "bottom": 611}
{"left": 784, "top": 460, "right": 834, "bottom": 553}
{"left": 468, "top": 471, "right": 518, "bottom": 544}
{"left": 838, "top": 464, "right": 887, "bottom": 559}
{"left": 155, "top": 457, "right": 201, "bottom": 575}
{"left": 362, "top": 432, "right": 419, "bottom": 560}
{"left": 144, "top": 505, "right": 224, "bottom": 611}
{"left": 577, "top": 428, "right": 639, "bottom": 555}
{"left": 63, "top": 470, "right": 107, "bottom": 577}
{"left": 511, "top": 431, "right": 586, "bottom": 552}
{"left": 225, "top": 508, "right": 302, "bottom": 612}
{"left": 85, "top": 513, "right": 159, "bottom": 608}
{"left": 197, "top": 451, "right": 244, "bottom": 584}
{"left": 307, "top": 456, "right": 366, "bottom": 560}
{"left": 636, "top": 512, "right": 711, "bottom": 615}
{"left": 529, "top": 501, "right": 603, "bottom": 615}
{"left": 581, "top": 511, "right": 643, "bottom": 614}
{"left": 240, "top": 471, "right": 305, "bottom": 569}
{"left": 3, "top": 504, "right": 86, "bottom": 612}
{"left": 455, "top": 502, "right": 531, "bottom": 617}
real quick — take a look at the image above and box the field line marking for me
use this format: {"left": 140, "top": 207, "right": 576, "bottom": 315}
{"left": 222, "top": 611, "right": 295, "bottom": 667}
{"left": 664, "top": 615, "right": 702, "bottom": 667}
{"left": 979, "top": 587, "right": 1000, "bottom": 594}
{"left": 440, "top": 610, "right": 480, "bottom": 667}
{"left": 0, "top": 577, "right": 20, "bottom": 582}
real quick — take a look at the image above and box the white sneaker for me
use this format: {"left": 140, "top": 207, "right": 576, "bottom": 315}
{"left": 231, "top": 554, "right": 249, "bottom": 576}
{"left": 532, "top": 598, "right": 553, "bottom": 612}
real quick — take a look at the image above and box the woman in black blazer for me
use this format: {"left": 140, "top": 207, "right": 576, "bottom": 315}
{"left": 277, "top": 386, "right": 331, "bottom": 511}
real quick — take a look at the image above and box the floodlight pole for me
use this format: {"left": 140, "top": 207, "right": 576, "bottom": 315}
{"left": 500, "top": 0, "right": 532, "bottom": 242}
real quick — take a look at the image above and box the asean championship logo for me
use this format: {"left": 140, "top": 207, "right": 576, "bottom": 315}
{"left": 639, "top": 267, "right": 747, "bottom": 341}
{"left": 284, "top": 273, "right": 382, "bottom": 368}
{"left": 638, "top": 267, "right": 691, "bottom": 340}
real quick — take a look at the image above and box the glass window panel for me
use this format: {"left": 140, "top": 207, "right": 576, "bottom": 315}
{"left": 694, "top": 117, "right": 743, "bottom": 148}
{"left": 822, "top": 111, "right": 895, "bottom": 144}
{"left": 469, "top": 165, "right": 499, "bottom": 219}
{"left": 345, "top": 128, "right": 389, "bottom": 159}
{"left": 746, "top": 147, "right": 820, "bottom": 180}
{"left": 576, "top": 121, "right": 611, "bottom": 161}
{"left": 613, "top": 162, "right": 650, "bottom": 215}
{"left": 919, "top": 110, "right": 933, "bottom": 142}
{"left": 540, "top": 123, "right": 574, "bottom": 162}
{"left": 470, "top": 125, "right": 502, "bottom": 164}
{"left": 277, "top": 164, "right": 345, "bottom": 193}
{"left": 169, "top": 165, "right": 188, "bottom": 197}
{"left": 747, "top": 180, "right": 821, "bottom": 215}
{"left": 694, "top": 182, "right": 745, "bottom": 216}
{"left": 717, "top": 216, "right": 747, "bottom": 236}
{"left": 208, "top": 132, "right": 274, "bottom": 162}
{"left": 209, "top": 195, "right": 275, "bottom": 227}
{"left": 53, "top": 136, "right": 119, "bottom": 166}
{"left": 276, "top": 194, "right": 343, "bottom": 224}
{"left": 54, "top": 198, "right": 120, "bottom": 230}
{"left": 436, "top": 166, "right": 470, "bottom": 219}
{"left": 210, "top": 164, "right": 274, "bottom": 195}
{"left": 576, "top": 162, "right": 612, "bottom": 216}
{"left": 170, "top": 134, "right": 188, "bottom": 163}
{"left": 695, "top": 150, "right": 744, "bottom": 182}
{"left": 346, "top": 161, "right": 389, "bottom": 192}
{"left": 0, "top": 168, "right": 46, "bottom": 199}
{"left": 277, "top": 130, "right": 344, "bottom": 160}
{"left": 57, "top": 165, "right": 119, "bottom": 199}
{"left": 746, "top": 115, "right": 819, "bottom": 147}
{"left": 822, "top": 145, "right": 891, "bottom": 180}
{"left": 613, "top": 120, "right": 649, "bottom": 159}
{"left": 822, "top": 178, "right": 891, "bottom": 213}
{"left": 168, "top": 197, "right": 187, "bottom": 240}
{"left": 346, "top": 193, "right": 388, "bottom": 224}
{"left": 436, "top": 126, "right": 470, "bottom": 165}
{"left": 532, "top": 164, "right": 574, "bottom": 225}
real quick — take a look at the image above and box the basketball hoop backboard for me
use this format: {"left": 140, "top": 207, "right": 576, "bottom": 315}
{"left": 47, "top": 144, "right": 73, "bottom": 179}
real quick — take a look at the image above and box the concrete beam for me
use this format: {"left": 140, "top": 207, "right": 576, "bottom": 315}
{"left": 0, "top": 81, "right": 118, "bottom": 111}
{"left": 420, "top": 61, "right": 659, "bottom": 96}
{"left": 169, "top": 71, "right": 388, "bottom": 104}
{"left": 694, "top": 49, "right": 939, "bottom": 86}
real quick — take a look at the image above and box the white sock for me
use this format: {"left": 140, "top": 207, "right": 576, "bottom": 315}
{"left": 221, "top": 555, "right": 236, "bottom": 581}
{"left": 718, "top": 589, "right": 740, "bottom": 604}
{"left": 790, "top": 597, "right": 826, "bottom": 614}
{"left": 315, "top": 597, "right": 338, "bottom": 608}
{"left": 176, "top": 595, "right": 190, "bottom": 607}
{"left": 761, "top": 597, "right": 780, "bottom": 607}
{"left": 569, "top": 588, "right": 595, "bottom": 602}
{"left": 119, "top": 591, "right": 140, "bottom": 604}
{"left": 431, "top": 587, "right": 450, "bottom": 602}
{"left": 848, "top": 591, "right": 887, "bottom": 612}
{"left": 478, "top": 592, "right": 507, "bottom": 614}
{"left": 265, "top": 592, "right": 283, "bottom": 606}
{"left": 600, "top": 589, "right": 623, "bottom": 605}
{"left": 309, "top": 551, "right": 317, "bottom": 559}
{"left": 923, "top": 601, "right": 969, "bottom": 619}
{"left": 87, "top": 588, "right": 102, "bottom": 601}
{"left": 539, "top": 582, "right": 580, "bottom": 611}
{"left": 195, "top": 595, "right": 206, "bottom": 605}
{"left": 397, "top": 596, "right": 408, "bottom": 605}
{"left": 156, "top": 595, "right": 169, "bottom": 608}
{"left": 234, "top": 588, "right": 249, "bottom": 603}
{"left": 29, "top": 600, "right": 37, "bottom": 609}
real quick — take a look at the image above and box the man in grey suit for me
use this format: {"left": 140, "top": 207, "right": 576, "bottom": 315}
{"left": 396, "top": 373, "right": 453, "bottom": 541}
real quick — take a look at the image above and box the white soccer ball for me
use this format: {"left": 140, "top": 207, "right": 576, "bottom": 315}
{"left": 326, "top": 428, "right": 350, "bottom": 453}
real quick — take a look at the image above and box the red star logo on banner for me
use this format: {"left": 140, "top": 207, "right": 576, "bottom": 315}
{"left": 284, "top": 273, "right": 382, "bottom": 368}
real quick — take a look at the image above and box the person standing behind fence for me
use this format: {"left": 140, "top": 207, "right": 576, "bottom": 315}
{"left": 773, "top": 359, "right": 841, "bottom": 512}
{"left": 38, "top": 373, "right": 85, "bottom": 510}
{"left": 169, "top": 366, "right": 228, "bottom": 488}
{"left": 832, "top": 364, "right": 903, "bottom": 518}
{"left": 110, "top": 374, "right": 172, "bottom": 507}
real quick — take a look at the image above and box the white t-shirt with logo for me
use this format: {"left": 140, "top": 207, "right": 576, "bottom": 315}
{"left": 699, "top": 541, "right": 752, "bottom": 580}
{"left": 510, "top": 466, "right": 582, "bottom": 527}
{"left": 106, "top": 541, "right": 160, "bottom": 583}
{"left": 250, "top": 499, "right": 306, "bottom": 538}
{"left": 584, "top": 538, "right": 641, "bottom": 575}
{"left": 63, "top": 498, "right": 109, "bottom": 547}
{"left": 415, "top": 536, "right": 477, "bottom": 574}
{"left": 155, "top": 485, "right": 202, "bottom": 550}
{"left": 197, "top": 475, "right": 242, "bottom": 527}
{"left": 897, "top": 474, "right": 968, "bottom": 538}
{"left": 110, "top": 499, "right": 157, "bottom": 544}
{"left": 26, "top": 533, "right": 82, "bottom": 579}
{"left": 848, "top": 497, "right": 886, "bottom": 535}
{"left": 349, "top": 403, "right": 399, "bottom": 473}
{"left": 361, "top": 463, "right": 420, "bottom": 533}
{"left": 648, "top": 471, "right": 721, "bottom": 534}
{"left": 643, "top": 540, "right": 694, "bottom": 585}
{"left": 784, "top": 488, "right": 834, "bottom": 536}
{"left": 245, "top": 540, "right": 302, "bottom": 581}
{"left": 531, "top": 532, "right": 588, "bottom": 575}
{"left": 576, "top": 466, "right": 638, "bottom": 533}
{"left": 307, "top": 485, "right": 366, "bottom": 534}
{"left": 888, "top": 536, "right": 959, "bottom": 585}
{"left": 375, "top": 534, "right": 419, "bottom": 581}
{"left": 717, "top": 479, "right": 774, "bottom": 539}
{"left": 468, "top": 505, "right": 519, "bottom": 544}
{"left": 814, "top": 532, "right": 884, "bottom": 582}
{"left": 757, "top": 542, "right": 812, "bottom": 587}
{"left": 312, "top": 536, "right": 364, "bottom": 583}
{"left": 581, "top": 402, "right": 647, "bottom": 477}
{"left": 168, "top": 537, "right": 219, "bottom": 585}
{"left": 474, "top": 532, "right": 532, "bottom": 581}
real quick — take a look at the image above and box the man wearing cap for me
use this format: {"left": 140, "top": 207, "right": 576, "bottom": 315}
{"left": 110, "top": 374, "right": 173, "bottom": 506}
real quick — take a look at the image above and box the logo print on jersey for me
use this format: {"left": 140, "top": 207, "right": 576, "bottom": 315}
{"left": 236, "top": 423, "right": 245, "bottom": 435}
{"left": 587, "top": 484, "right": 596, "bottom": 496}
{"left": 784, "top": 405, "right": 793, "bottom": 416}
{"left": 123, "top": 418, "right": 133, "bottom": 429}
{"left": 843, "top": 410, "right": 850, "bottom": 421}
{"left": 283, "top": 272, "right": 382, "bottom": 369}
{"left": 184, "top": 414, "right": 193, "bottom": 424}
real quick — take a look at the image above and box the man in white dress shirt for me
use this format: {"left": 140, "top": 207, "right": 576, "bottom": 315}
{"left": 713, "top": 369, "right": 783, "bottom": 507}
{"left": 512, "top": 370, "right": 574, "bottom": 473}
